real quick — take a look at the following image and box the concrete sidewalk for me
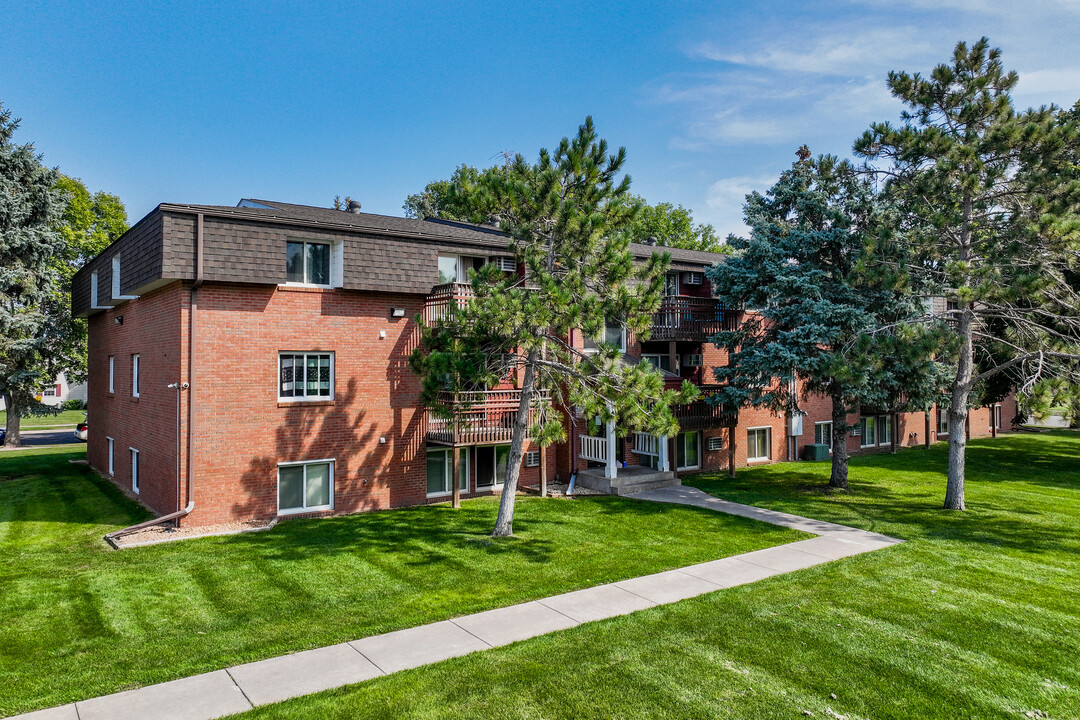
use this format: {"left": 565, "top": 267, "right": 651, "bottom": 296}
{"left": 14, "top": 486, "right": 902, "bottom": 720}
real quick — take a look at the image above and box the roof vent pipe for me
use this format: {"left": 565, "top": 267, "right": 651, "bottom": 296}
{"left": 347, "top": 199, "right": 363, "bottom": 214}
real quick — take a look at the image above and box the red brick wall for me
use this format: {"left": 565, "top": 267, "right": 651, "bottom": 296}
{"left": 87, "top": 283, "right": 185, "bottom": 516}
{"left": 184, "top": 282, "right": 551, "bottom": 526}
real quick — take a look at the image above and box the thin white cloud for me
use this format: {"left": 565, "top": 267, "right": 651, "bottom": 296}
{"left": 702, "top": 175, "right": 778, "bottom": 239}
{"left": 1015, "top": 68, "right": 1080, "bottom": 107}
{"left": 688, "top": 27, "right": 932, "bottom": 76}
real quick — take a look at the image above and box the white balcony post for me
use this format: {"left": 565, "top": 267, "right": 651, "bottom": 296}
{"left": 657, "top": 435, "right": 669, "bottom": 472}
{"left": 605, "top": 416, "right": 617, "bottom": 480}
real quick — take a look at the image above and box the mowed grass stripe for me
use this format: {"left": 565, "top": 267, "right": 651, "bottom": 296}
{"left": 0, "top": 445, "right": 803, "bottom": 716}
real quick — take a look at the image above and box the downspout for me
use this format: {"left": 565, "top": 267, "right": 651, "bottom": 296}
{"left": 105, "top": 213, "right": 203, "bottom": 547}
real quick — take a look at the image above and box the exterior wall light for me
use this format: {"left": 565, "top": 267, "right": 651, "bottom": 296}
{"left": 390, "top": 307, "right": 406, "bottom": 318}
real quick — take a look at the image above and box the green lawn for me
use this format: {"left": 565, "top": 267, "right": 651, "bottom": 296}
{"left": 0, "top": 409, "right": 85, "bottom": 429}
{"left": 227, "top": 432, "right": 1080, "bottom": 720}
{"left": 0, "top": 446, "right": 802, "bottom": 716}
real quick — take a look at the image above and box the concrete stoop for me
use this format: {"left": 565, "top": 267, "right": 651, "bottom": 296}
{"left": 575, "top": 467, "right": 681, "bottom": 496}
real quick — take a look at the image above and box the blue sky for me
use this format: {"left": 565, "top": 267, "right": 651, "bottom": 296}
{"left": 3, "top": 1, "right": 1079, "bottom": 238}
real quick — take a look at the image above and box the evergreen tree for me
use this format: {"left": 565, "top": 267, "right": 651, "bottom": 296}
{"left": 411, "top": 117, "right": 697, "bottom": 536}
{"left": 0, "top": 102, "right": 66, "bottom": 446}
{"left": 708, "top": 150, "right": 941, "bottom": 489}
{"left": 856, "top": 38, "right": 1080, "bottom": 510}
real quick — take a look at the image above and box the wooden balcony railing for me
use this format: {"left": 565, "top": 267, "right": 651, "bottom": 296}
{"left": 675, "top": 388, "right": 738, "bottom": 429}
{"left": 651, "top": 296, "right": 739, "bottom": 341}
{"left": 423, "top": 283, "right": 476, "bottom": 325}
{"left": 426, "top": 389, "right": 544, "bottom": 446}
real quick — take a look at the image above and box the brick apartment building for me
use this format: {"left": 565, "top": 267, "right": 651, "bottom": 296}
{"left": 71, "top": 199, "right": 1017, "bottom": 527}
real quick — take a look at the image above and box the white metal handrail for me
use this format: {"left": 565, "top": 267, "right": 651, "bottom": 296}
{"left": 579, "top": 435, "right": 608, "bottom": 462}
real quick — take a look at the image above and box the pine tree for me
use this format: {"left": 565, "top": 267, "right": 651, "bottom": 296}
{"left": 411, "top": 117, "right": 697, "bottom": 537}
{"left": 0, "top": 102, "right": 66, "bottom": 446}
{"left": 856, "top": 38, "right": 1080, "bottom": 510}
{"left": 708, "top": 150, "right": 941, "bottom": 489}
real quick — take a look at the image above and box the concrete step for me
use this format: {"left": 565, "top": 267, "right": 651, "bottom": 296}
{"left": 614, "top": 476, "right": 681, "bottom": 496}
{"left": 575, "top": 468, "right": 680, "bottom": 496}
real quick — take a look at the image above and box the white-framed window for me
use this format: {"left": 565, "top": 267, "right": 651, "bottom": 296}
{"left": 130, "top": 448, "right": 139, "bottom": 493}
{"left": 641, "top": 354, "right": 672, "bottom": 372}
{"left": 814, "top": 421, "right": 833, "bottom": 448}
{"left": 42, "top": 386, "right": 56, "bottom": 396}
{"left": 937, "top": 407, "right": 949, "bottom": 436}
{"left": 877, "top": 415, "right": 892, "bottom": 446}
{"left": 525, "top": 450, "right": 541, "bottom": 467}
{"left": 286, "top": 240, "right": 332, "bottom": 286}
{"left": 582, "top": 319, "right": 626, "bottom": 354}
{"left": 108, "top": 356, "right": 115, "bottom": 393}
{"left": 277, "top": 459, "right": 334, "bottom": 514}
{"left": 747, "top": 427, "right": 771, "bottom": 462}
{"left": 90, "top": 271, "right": 99, "bottom": 307}
{"left": 994, "top": 404, "right": 1002, "bottom": 429}
{"left": 436, "top": 254, "right": 487, "bottom": 285}
{"left": 426, "top": 447, "right": 468, "bottom": 497}
{"left": 107, "top": 437, "right": 114, "bottom": 476}
{"left": 676, "top": 430, "right": 701, "bottom": 470}
{"left": 475, "top": 444, "right": 510, "bottom": 488}
{"left": 664, "top": 272, "right": 680, "bottom": 296}
{"left": 278, "top": 353, "right": 334, "bottom": 400}
{"left": 131, "top": 354, "right": 140, "bottom": 398}
{"left": 860, "top": 416, "right": 877, "bottom": 448}
{"left": 112, "top": 256, "right": 122, "bottom": 298}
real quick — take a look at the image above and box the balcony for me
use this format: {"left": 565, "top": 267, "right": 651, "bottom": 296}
{"left": 651, "top": 296, "right": 739, "bottom": 341}
{"left": 426, "top": 389, "right": 544, "bottom": 446}
{"left": 423, "top": 282, "right": 475, "bottom": 325}
{"left": 674, "top": 388, "right": 738, "bottom": 429}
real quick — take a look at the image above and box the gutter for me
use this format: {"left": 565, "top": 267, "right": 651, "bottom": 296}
{"left": 104, "top": 213, "right": 204, "bottom": 546}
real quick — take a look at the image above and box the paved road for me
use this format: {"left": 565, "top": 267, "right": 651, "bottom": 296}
{"left": 4, "top": 428, "right": 82, "bottom": 448}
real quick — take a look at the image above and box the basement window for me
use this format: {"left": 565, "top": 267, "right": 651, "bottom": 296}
{"left": 278, "top": 460, "right": 334, "bottom": 514}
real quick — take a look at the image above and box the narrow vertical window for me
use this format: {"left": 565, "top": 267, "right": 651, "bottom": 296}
{"left": 91, "top": 271, "right": 99, "bottom": 307}
{"left": 130, "top": 448, "right": 140, "bottom": 493}
{"left": 112, "top": 256, "right": 121, "bottom": 298}
{"left": 132, "top": 354, "right": 140, "bottom": 397}
{"left": 108, "top": 356, "right": 115, "bottom": 393}
{"left": 107, "top": 437, "right": 114, "bottom": 476}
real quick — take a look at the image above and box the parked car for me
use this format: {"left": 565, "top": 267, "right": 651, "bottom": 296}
{"left": 74, "top": 416, "right": 88, "bottom": 442}
{"left": 0, "top": 428, "right": 5, "bottom": 444}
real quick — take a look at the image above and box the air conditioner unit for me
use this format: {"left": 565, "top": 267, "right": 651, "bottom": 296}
{"left": 682, "top": 354, "right": 703, "bottom": 367}
{"left": 683, "top": 272, "right": 703, "bottom": 285}
{"left": 525, "top": 450, "right": 540, "bottom": 467}
{"left": 706, "top": 436, "right": 724, "bottom": 451}
{"left": 492, "top": 257, "right": 516, "bottom": 272}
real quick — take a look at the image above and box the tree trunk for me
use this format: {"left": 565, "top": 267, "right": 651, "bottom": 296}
{"left": 828, "top": 388, "right": 849, "bottom": 490}
{"left": 492, "top": 349, "right": 538, "bottom": 537}
{"left": 944, "top": 306, "right": 974, "bottom": 510}
{"left": 945, "top": 193, "right": 974, "bottom": 511}
{"left": 3, "top": 394, "right": 22, "bottom": 448}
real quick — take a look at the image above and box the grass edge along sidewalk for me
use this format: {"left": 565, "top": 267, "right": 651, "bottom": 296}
{"left": 9, "top": 485, "right": 901, "bottom": 720}
{"left": 0, "top": 445, "right": 803, "bottom": 717}
{"left": 223, "top": 431, "right": 1080, "bottom": 720}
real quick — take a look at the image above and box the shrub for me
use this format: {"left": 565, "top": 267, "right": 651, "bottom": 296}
{"left": 61, "top": 399, "right": 86, "bottom": 411}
